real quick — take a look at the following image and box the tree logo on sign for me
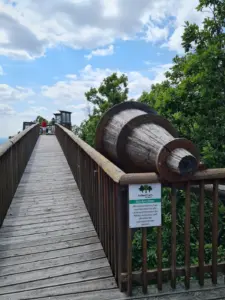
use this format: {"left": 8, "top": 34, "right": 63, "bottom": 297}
{"left": 139, "top": 185, "right": 152, "bottom": 193}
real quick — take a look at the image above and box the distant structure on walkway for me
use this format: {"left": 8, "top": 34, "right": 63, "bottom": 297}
{"left": 23, "top": 121, "right": 36, "bottom": 130}
{"left": 54, "top": 110, "right": 72, "bottom": 130}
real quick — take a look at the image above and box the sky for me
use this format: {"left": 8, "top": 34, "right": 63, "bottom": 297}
{"left": 0, "top": 0, "right": 205, "bottom": 137}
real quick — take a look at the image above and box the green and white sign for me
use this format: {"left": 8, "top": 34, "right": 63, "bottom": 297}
{"left": 129, "top": 183, "right": 161, "bottom": 228}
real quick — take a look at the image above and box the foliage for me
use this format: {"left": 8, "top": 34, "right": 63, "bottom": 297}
{"left": 72, "top": 125, "right": 82, "bottom": 136}
{"left": 138, "top": 0, "right": 225, "bottom": 168}
{"left": 78, "top": 73, "right": 129, "bottom": 146}
{"left": 132, "top": 187, "right": 225, "bottom": 274}
{"left": 75, "top": 0, "right": 225, "bottom": 279}
{"left": 134, "top": 0, "right": 225, "bottom": 273}
{"left": 36, "top": 115, "right": 48, "bottom": 124}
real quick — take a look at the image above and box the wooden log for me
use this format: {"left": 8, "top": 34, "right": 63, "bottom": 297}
{"left": 95, "top": 102, "right": 199, "bottom": 181}
{"left": 167, "top": 149, "right": 198, "bottom": 175}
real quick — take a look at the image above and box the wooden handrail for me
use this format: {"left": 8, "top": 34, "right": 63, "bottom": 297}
{"left": 0, "top": 123, "right": 39, "bottom": 158}
{"left": 120, "top": 168, "right": 225, "bottom": 185}
{"left": 0, "top": 123, "right": 40, "bottom": 227}
{"left": 56, "top": 124, "right": 125, "bottom": 183}
{"left": 56, "top": 125, "right": 225, "bottom": 185}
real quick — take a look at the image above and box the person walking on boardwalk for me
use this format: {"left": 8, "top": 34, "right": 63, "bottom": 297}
{"left": 51, "top": 118, "right": 55, "bottom": 134}
{"left": 41, "top": 119, "right": 47, "bottom": 135}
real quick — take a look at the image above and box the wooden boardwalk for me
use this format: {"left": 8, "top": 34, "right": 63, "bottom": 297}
{"left": 0, "top": 136, "right": 125, "bottom": 300}
{"left": 1, "top": 135, "right": 225, "bottom": 300}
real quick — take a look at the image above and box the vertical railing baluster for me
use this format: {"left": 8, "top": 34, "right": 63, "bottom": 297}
{"left": 93, "top": 161, "right": 96, "bottom": 229}
{"left": 99, "top": 167, "right": 103, "bottom": 244}
{"left": 108, "top": 178, "right": 113, "bottom": 268}
{"left": 117, "top": 186, "right": 128, "bottom": 292}
{"left": 127, "top": 226, "right": 132, "bottom": 296}
{"left": 157, "top": 226, "right": 162, "bottom": 290}
{"left": 171, "top": 186, "right": 177, "bottom": 289}
{"left": 103, "top": 172, "right": 107, "bottom": 254}
{"left": 105, "top": 175, "right": 109, "bottom": 257}
{"left": 95, "top": 164, "right": 99, "bottom": 235}
{"left": 142, "top": 227, "right": 148, "bottom": 293}
{"left": 212, "top": 180, "right": 218, "bottom": 284}
{"left": 199, "top": 180, "right": 205, "bottom": 286}
{"left": 185, "top": 181, "right": 191, "bottom": 289}
{"left": 113, "top": 183, "right": 118, "bottom": 280}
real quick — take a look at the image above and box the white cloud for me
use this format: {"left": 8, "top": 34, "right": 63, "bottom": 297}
{"left": 144, "top": 23, "right": 169, "bottom": 43}
{"left": 42, "top": 64, "right": 114, "bottom": 105}
{"left": 0, "top": 65, "right": 4, "bottom": 75}
{"left": 0, "top": 0, "right": 152, "bottom": 59}
{"left": 0, "top": 0, "right": 205, "bottom": 59}
{"left": 144, "top": 60, "right": 160, "bottom": 66}
{"left": 0, "top": 84, "right": 35, "bottom": 103}
{"left": 27, "top": 100, "right": 36, "bottom": 104}
{"left": 0, "top": 84, "right": 35, "bottom": 136}
{"left": 66, "top": 104, "right": 89, "bottom": 110}
{"left": 164, "top": 0, "right": 209, "bottom": 53}
{"left": 0, "top": 114, "right": 23, "bottom": 137}
{"left": 0, "top": 103, "right": 15, "bottom": 115}
{"left": 148, "top": 63, "right": 173, "bottom": 81}
{"left": 0, "top": 62, "right": 173, "bottom": 136}
{"left": 85, "top": 45, "right": 114, "bottom": 60}
{"left": 66, "top": 74, "right": 77, "bottom": 80}
{"left": 0, "top": 104, "right": 50, "bottom": 137}
{"left": 19, "top": 106, "right": 48, "bottom": 118}
{"left": 41, "top": 63, "right": 172, "bottom": 121}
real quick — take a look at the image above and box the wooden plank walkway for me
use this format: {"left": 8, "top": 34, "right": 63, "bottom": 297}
{"left": 0, "top": 136, "right": 125, "bottom": 300}
{"left": 1, "top": 135, "right": 225, "bottom": 300}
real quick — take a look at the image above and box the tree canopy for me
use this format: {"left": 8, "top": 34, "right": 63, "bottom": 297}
{"left": 36, "top": 116, "right": 48, "bottom": 125}
{"left": 73, "top": 0, "right": 225, "bottom": 272}
{"left": 79, "top": 73, "right": 129, "bottom": 146}
{"left": 77, "top": 1, "right": 225, "bottom": 169}
{"left": 139, "top": 0, "right": 225, "bottom": 168}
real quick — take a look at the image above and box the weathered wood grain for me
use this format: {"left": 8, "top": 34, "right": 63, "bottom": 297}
{"left": 5, "top": 210, "right": 86, "bottom": 222}
{"left": 0, "top": 227, "right": 95, "bottom": 245}
{"left": 34, "top": 289, "right": 126, "bottom": 300}
{"left": 0, "top": 258, "right": 109, "bottom": 288}
{"left": 0, "top": 236, "right": 99, "bottom": 258}
{"left": 0, "top": 230, "right": 96, "bottom": 251}
{"left": 0, "top": 271, "right": 117, "bottom": 299}
{"left": 0, "top": 136, "right": 124, "bottom": 299}
{"left": 0, "top": 219, "right": 92, "bottom": 237}
{"left": 2, "top": 213, "right": 89, "bottom": 228}
{"left": 0, "top": 250, "right": 105, "bottom": 277}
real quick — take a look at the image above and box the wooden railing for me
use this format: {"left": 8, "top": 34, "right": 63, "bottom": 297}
{"left": 55, "top": 124, "right": 225, "bottom": 296}
{"left": 120, "top": 174, "right": 225, "bottom": 295}
{"left": 56, "top": 124, "right": 125, "bottom": 286}
{"left": 0, "top": 124, "right": 40, "bottom": 227}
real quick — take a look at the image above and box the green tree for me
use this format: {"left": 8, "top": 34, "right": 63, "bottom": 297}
{"left": 80, "top": 73, "right": 129, "bottom": 146}
{"left": 139, "top": 0, "right": 225, "bottom": 168}
{"left": 36, "top": 116, "right": 48, "bottom": 125}
{"left": 72, "top": 125, "right": 82, "bottom": 136}
{"left": 135, "top": 0, "right": 225, "bottom": 273}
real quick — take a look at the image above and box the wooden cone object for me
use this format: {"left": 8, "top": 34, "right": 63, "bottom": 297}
{"left": 95, "top": 102, "right": 200, "bottom": 181}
